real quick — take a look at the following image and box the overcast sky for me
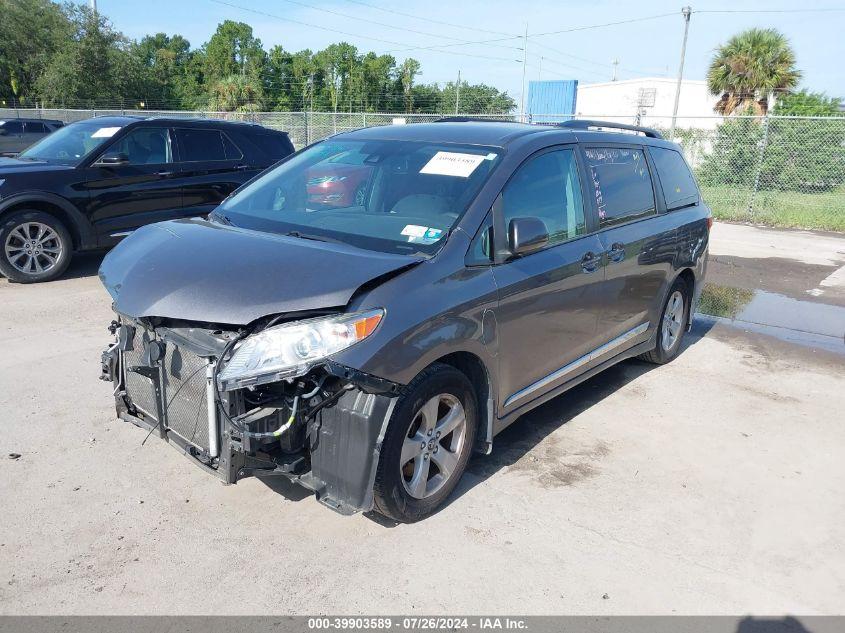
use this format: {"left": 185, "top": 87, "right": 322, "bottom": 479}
{"left": 97, "top": 0, "right": 844, "bottom": 100}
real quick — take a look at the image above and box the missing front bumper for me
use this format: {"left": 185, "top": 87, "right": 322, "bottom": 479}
{"left": 103, "top": 322, "right": 402, "bottom": 515}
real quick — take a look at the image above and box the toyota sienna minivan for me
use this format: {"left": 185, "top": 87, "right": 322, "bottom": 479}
{"left": 100, "top": 119, "right": 710, "bottom": 522}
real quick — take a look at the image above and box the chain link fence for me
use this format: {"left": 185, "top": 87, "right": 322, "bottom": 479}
{"left": 3, "top": 108, "right": 843, "bottom": 230}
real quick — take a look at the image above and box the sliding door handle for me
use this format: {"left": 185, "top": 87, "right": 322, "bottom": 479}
{"left": 581, "top": 251, "right": 601, "bottom": 273}
{"left": 608, "top": 242, "right": 625, "bottom": 263}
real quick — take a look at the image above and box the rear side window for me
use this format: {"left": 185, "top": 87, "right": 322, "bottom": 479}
{"left": 25, "top": 122, "right": 48, "bottom": 134}
{"left": 176, "top": 129, "right": 242, "bottom": 162}
{"left": 501, "top": 148, "right": 586, "bottom": 246}
{"left": 584, "top": 147, "right": 655, "bottom": 227}
{"left": 249, "top": 133, "right": 294, "bottom": 159}
{"left": 650, "top": 147, "right": 699, "bottom": 210}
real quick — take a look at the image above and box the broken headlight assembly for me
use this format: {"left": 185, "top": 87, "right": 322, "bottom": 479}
{"left": 218, "top": 309, "right": 384, "bottom": 391}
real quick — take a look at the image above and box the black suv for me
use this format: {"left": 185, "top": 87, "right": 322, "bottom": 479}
{"left": 0, "top": 116, "right": 294, "bottom": 282}
{"left": 0, "top": 118, "right": 64, "bottom": 157}
{"left": 100, "top": 119, "right": 710, "bottom": 522}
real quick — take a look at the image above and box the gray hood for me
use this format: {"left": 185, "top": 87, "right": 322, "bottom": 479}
{"left": 99, "top": 218, "right": 422, "bottom": 325}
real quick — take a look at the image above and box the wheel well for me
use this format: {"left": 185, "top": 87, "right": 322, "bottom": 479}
{"left": 1, "top": 201, "right": 81, "bottom": 249}
{"left": 676, "top": 268, "right": 696, "bottom": 328}
{"left": 677, "top": 267, "right": 695, "bottom": 293}
{"left": 429, "top": 351, "right": 492, "bottom": 453}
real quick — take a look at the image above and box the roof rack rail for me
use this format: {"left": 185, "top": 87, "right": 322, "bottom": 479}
{"left": 557, "top": 119, "right": 663, "bottom": 139}
{"left": 434, "top": 116, "right": 522, "bottom": 124}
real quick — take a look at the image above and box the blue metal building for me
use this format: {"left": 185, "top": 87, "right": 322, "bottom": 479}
{"left": 526, "top": 80, "right": 578, "bottom": 123}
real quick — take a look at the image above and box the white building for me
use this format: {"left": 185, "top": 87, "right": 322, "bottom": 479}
{"left": 575, "top": 77, "right": 720, "bottom": 129}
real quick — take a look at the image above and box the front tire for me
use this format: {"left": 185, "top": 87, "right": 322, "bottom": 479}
{"left": 0, "top": 210, "right": 73, "bottom": 283}
{"left": 373, "top": 363, "right": 477, "bottom": 522}
{"left": 640, "top": 277, "right": 690, "bottom": 364}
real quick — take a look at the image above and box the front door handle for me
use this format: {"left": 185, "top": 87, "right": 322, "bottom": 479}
{"left": 155, "top": 170, "right": 175, "bottom": 178}
{"left": 608, "top": 242, "right": 625, "bottom": 263}
{"left": 581, "top": 251, "right": 601, "bottom": 273}
{"left": 234, "top": 164, "right": 251, "bottom": 171}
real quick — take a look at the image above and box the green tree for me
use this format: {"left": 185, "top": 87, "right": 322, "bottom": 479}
{"left": 707, "top": 28, "right": 801, "bottom": 115}
{"left": 315, "top": 43, "right": 359, "bottom": 112}
{"left": 398, "top": 58, "right": 421, "bottom": 113}
{"left": 772, "top": 90, "right": 841, "bottom": 116}
{"left": 35, "top": 5, "right": 152, "bottom": 108}
{"left": 203, "top": 21, "right": 266, "bottom": 86}
{"left": 209, "top": 73, "right": 263, "bottom": 112}
{"left": 0, "top": 0, "right": 71, "bottom": 105}
{"left": 698, "top": 92, "right": 845, "bottom": 193}
{"left": 132, "top": 33, "right": 192, "bottom": 107}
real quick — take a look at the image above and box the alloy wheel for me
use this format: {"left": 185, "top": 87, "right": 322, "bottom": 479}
{"left": 661, "top": 290, "right": 685, "bottom": 351}
{"left": 3, "top": 221, "right": 64, "bottom": 276}
{"left": 400, "top": 393, "right": 467, "bottom": 499}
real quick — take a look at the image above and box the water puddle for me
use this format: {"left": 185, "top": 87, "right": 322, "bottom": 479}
{"left": 696, "top": 283, "right": 845, "bottom": 355}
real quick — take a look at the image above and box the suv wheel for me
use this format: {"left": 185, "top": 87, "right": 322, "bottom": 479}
{"left": 640, "top": 277, "right": 690, "bottom": 364}
{"left": 373, "top": 363, "right": 477, "bottom": 522}
{"left": 0, "top": 210, "right": 72, "bottom": 283}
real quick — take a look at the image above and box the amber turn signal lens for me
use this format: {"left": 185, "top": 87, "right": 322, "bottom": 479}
{"left": 354, "top": 313, "right": 383, "bottom": 339}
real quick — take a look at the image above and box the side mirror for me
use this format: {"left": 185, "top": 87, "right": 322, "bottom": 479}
{"left": 0, "top": 129, "right": 7, "bottom": 136}
{"left": 508, "top": 217, "right": 549, "bottom": 257}
{"left": 96, "top": 151, "right": 129, "bottom": 166}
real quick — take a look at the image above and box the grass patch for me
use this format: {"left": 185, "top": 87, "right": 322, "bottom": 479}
{"left": 700, "top": 184, "right": 845, "bottom": 232}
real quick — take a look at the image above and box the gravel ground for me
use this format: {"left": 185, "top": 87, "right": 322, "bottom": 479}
{"left": 1, "top": 224, "right": 843, "bottom": 615}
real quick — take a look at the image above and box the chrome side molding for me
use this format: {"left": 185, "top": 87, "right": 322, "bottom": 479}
{"left": 504, "top": 321, "right": 650, "bottom": 408}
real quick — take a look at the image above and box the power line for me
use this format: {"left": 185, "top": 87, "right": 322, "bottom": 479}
{"left": 529, "top": 12, "right": 678, "bottom": 38}
{"left": 271, "top": 0, "right": 523, "bottom": 51}
{"left": 693, "top": 7, "right": 845, "bottom": 13}
{"left": 341, "top": 0, "right": 517, "bottom": 37}
{"left": 208, "top": 0, "right": 523, "bottom": 63}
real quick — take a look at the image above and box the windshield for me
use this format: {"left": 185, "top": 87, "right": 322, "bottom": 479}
{"left": 18, "top": 120, "right": 126, "bottom": 164}
{"left": 217, "top": 139, "right": 501, "bottom": 256}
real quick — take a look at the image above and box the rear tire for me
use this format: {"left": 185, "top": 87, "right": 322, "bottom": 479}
{"left": 0, "top": 210, "right": 73, "bottom": 283}
{"left": 373, "top": 363, "right": 477, "bottom": 523}
{"left": 640, "top": 276, "right": 690, "bottom": 365}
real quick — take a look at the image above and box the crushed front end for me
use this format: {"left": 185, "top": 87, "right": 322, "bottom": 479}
{"left": 101, "top": 314, "right": 402, "bottom": 515}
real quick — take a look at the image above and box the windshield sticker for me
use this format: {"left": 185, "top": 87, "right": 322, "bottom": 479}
{"left": 401, "top": 225, "right": 444, "bottom": 244}
{"left": 420, "top": 151, "right": 486, "bottom": 178}
{"left": 91, "top": 127, "right": 121, "bottom": 139}
{"left": 401, "top": 224, "right": 428, "bottom": 238}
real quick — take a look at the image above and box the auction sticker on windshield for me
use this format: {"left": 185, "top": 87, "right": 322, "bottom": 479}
{"left": 420, "top": 151, "right": 486, "bottom": 178}
{"left": 91, "top": 127, "right": 122, "bottom": 138}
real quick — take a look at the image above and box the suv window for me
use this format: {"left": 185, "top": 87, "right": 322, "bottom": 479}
{"left": 109, "top": 127, "right": 172, "bottom": 165}
{"left": 25, "top": 122, "right": 48, "bottom": 134}
{"left": 176, "top": 129, "right": 242, "bottom": 162}
{"left": 501, "top": 148, "right": 586, "bottom": 247}
{"left": 1, "top": 121, "right": 23, "bottom": 134}
{"left": 650, "top": 147, "right": 699, "bottom": 210}
{"left": 584, "top": 147, "right": 655, "bottom": 227}
{"left": 249, "top": 133, "right": 293, "bottom": 159}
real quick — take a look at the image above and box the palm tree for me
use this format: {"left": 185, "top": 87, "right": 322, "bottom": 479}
{"left": 209, "top": 74, "right": 262, "bottom": 112}
{"left": 707, "top": 28, "right": 801, "bottom": 115}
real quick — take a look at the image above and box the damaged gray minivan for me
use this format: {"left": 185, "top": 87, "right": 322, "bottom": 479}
{"left": 100, "top": 119, "right": 710, "bottom": 522}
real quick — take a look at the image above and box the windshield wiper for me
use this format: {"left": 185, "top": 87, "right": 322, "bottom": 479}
{"left": 283, "top": 230, "right": 348, "bottom": 246}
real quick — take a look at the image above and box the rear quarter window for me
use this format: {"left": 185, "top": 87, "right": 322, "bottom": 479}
{"left": 248, "top": 133, "right": 294, "bottom": 160}
{"left": 650, "top": 146, "right": 699, "bottom": 210}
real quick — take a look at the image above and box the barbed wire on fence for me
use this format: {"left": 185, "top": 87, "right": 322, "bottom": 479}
{"left": 2, "top": 107, "right": 843, "bottom": 229}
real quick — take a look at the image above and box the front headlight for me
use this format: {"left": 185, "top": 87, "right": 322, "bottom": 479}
{"left": 218, "top": 309, "right": 384, "bottom": 390}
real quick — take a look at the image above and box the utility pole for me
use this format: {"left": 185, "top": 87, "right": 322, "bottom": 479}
{"left": 90, "top": 0, "right": 97, "bottom": 12}
{"left": 611, "top": 58, "right": 619, "bottom": 82}
{"left": 538, "top": 57, "right": 542, "bottom": 81}
{"left": 520, "top": 23, "right": 528, "bottom": 122}
{"left": 454, "top": 70, "right": 461, "bottom": 114}
{"left": 670, "top": 6, "right": 692, "bottom": 139}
